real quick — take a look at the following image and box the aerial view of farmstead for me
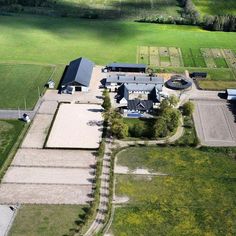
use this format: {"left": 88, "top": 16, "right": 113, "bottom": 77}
{"left": 0, "top": 0, "right": 235, "bottom": 236}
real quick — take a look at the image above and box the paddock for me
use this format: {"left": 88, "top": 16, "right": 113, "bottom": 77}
{"left": 46, "top": 103, "right": 103, "bottom": 149}
{"left": 193, "top": 100, "right": 236, "bottom": 146}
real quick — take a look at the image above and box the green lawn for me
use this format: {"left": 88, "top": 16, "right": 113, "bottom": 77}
{"left": 111, "top": 146, "right": 236, "bottom": 235}
{"left": 123, "top": 118, "right": 155, "bottom": 139}
{"left": 9, "top": 204, "right": 87, "bottom": 236}
{"left": 0, "top": 120, "right": 24, "bottom": 170}
{"left": 0, "top": 15, "right": 236, "bottom": 66}
{"left": 192, "top": 0, "right": 236, "bottom": 16}
{"left": 0, "top": 64, "right": 54, "bottom": 109}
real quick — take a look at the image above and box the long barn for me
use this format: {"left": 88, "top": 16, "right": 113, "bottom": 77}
{"left": 61, "top": 57, "right": 94, "bottom": 92}
{"left": 106, "top": 62, "right": 147, "bottom": 73}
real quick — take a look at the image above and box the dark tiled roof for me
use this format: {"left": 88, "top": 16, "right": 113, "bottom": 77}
{"left": 117, "top": 84, "right": 129, "bottom": 102}
{"left": 61, "top": 57, "right": 94, "bottom": 87}
{"left": 127, "top": 100, "right": 153, "bottom": 111}
{"left": 149, "top": 87, "right": 161, "bottom": 103}
{"left": 107, "top": 63, "right": 146, "bottom": 69}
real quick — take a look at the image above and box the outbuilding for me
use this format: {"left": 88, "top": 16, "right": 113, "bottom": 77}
{"left": 226, "top": 89, "right": 236, "bottom": 101}
{"left": 61, "top": 57, "right": 94, "bottom": 93}
{"left": 106, "top": 63, "right": 147, "bottom": 73}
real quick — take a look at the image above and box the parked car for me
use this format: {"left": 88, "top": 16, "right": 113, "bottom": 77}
{"left": 22, "top": 113, "right": 30, "bottom": 123}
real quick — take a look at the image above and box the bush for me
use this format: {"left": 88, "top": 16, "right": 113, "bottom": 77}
{"left": 182, "top": 101, "right": 194, "bottom": 116}
{"left": 129, "top": 122, "right": 145, "bottom": 137}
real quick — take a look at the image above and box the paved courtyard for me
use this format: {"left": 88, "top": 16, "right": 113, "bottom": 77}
{"left": 193, "top": 100, "right": 236, "bottom": 146}
{"left": 46, "top": 103, "right": 103, "bottom": 149}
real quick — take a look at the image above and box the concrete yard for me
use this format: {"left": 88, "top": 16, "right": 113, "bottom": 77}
{"left": 0, "top": 184, "right": 92, "bottom": 204}
{"left": 46, "top": 103, "right": 103, "bottom": 149}
{"left": 21, "top": 114, "right": 53, "bottom": 149}
{"left": 12, "top": 149, "right": 96, "bottom": 168}
{"left": 193, "top": 100, "right": 236, "bottom": 146}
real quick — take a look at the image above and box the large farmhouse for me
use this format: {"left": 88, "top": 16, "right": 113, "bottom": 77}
{"left": 61, "top": 57, "right": 94, "bottom": 93}
{"left": 105, "top": 73, "right": 164, "bottom": 115}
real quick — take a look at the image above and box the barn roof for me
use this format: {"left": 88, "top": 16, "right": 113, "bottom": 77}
{"left": 107, "top": 62, "right": 146, "bottom": 69}
{"left": 61, "top": 57, "right": 94, "bottom": 87}
{"left": 106, "top": 75, "right": 164, "bottom": 84}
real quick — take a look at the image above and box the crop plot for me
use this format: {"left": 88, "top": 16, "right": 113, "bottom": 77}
{"left": 138, "top": 46, "right": 149, "bottom": 65}
{"left": 149, "top": 47, "right": 159, "bottom": 66}
{"left": 138, "top": 46, "right": 182, "bottom": 67}
{"left": 222, "top": 49, "right": 236, "bottom": 69}
{"left": 169, "top": 47, "right": 183, "bottom": 67}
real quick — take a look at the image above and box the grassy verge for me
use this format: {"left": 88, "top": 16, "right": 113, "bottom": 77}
{"left": 0, "top": 120, "right": 26, "bottom": 180}
{"left": 9, "top": 204, "right": 87, "bottom": 236}
{"left": 175, "top": 115, "right": 199, "bottom": 146}
{"left": 198, "top": 80, "right": 236, "bottom": 90}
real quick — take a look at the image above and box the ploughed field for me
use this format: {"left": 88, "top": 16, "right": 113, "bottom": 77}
{"left": 110, "top": 146, "right": 236, "bottom": 235}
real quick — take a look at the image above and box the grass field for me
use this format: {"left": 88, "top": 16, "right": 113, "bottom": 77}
{"left": 9, "top": 204, "right": 86, "bottom": 236}
{"left": 192, "top": 0, "right": 236, "bottom": 16}
{"left": 111, "top": 147, "right": 236, "bottom": 235}
{"left": 56, "top": 0, "right": 181, "bottom": 19}
{"left": 0, "top": 15, "right": 236, "bottom": 91}
{"left": 0, "top": 15, "right": 236, "bottom": 66}
{"left": 0, "top": 120, "right": 24, "bottom": 170}
{"left": 0, "top": 64, "right": 57, "bottom": 109}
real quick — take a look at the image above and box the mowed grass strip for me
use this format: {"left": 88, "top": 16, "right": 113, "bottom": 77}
{"left": 111, "top": 147, "right": 236, "bottom": 235}
{"left": 0, "top": 64, "right": 54, "bottom": 109}
{"left": 198, "top": 80, "right": 236, "bottom": 90}
{"left": 9, "top": 204, "right": 87, "bottom": 236}
{"left": 0, "top": 120, "right": 24, "bottom": 169}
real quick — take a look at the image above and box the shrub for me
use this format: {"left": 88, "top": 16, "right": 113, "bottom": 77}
{"left": 182, "top": 101, "right": 194, "bottom": 116}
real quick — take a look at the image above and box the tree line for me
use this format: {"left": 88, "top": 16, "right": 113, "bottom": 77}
{"left": 138, "top": 0, "right": 236, "bottom": 32}
{"left": 0, "top": 0, "right": 53, "bottom": 6}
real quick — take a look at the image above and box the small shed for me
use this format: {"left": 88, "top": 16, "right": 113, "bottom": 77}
{"left": 47, "top": 80, "right": 55, "bottom": 89}
{"left": 226, "top": 89, "right": 236, "bottom": 101}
